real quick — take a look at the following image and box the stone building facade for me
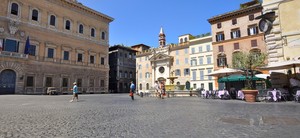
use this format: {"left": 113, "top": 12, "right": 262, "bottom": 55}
{"left": 258, "top": 0, "right": 300, "bottom": 87}
{"left": 208, "top": 0, "right": 266, "bottom": 89}
{"left": 135, "top": 28, "right": 215, "bottom": 93}
{"left": 0, "top": 0, "right": 113, "bottom": 94}
{"left": 189, "top": 35, "right": 214, "bottom": 90}
{"left": 109, "top": 45, "right": 137, "bottom": 93}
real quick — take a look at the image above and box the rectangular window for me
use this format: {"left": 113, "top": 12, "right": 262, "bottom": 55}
{"left": 77, "top": 78, "right": 82, "bottom": 87}
{"left": 89, "top": 79, "right": 94, "bottom": 87}
{"left": 48, "top": 48, "right": 54, "bottom": 58}
{"left": 191, "top": 48, "right": 195, "bottom": 54}
{"left": 176, "top": 59, "right": 179, "bottom": 65}
{"left": 216, "top": 33, "right": 224, "bottom": 42}
{"left": 218, "top": 45, "right": 224, "bottom": 52}
{"left": 45, "top": 77, "right": 52, "bottom": 87}
{"left": 206, "top": 45, "right": 211, "bottom": 51}
{"left": 191, "top": 59, "right": 197, "bottom": 66}
{"left": 248, "top": 26, "right": 259, "bottom": 35}
{"left": 207, "top": 56, "right": 212, "bottom": 64}
{"left": 62, "top": 78, "right": 68, "bottom": 87}
{"left": 77, "top": 53, "right": 83, "bottom": 62}
{"left": 26, "top": 76, "right": 34, "bottom": 87}
{"left": 198, "top": 46, "right": 202, "bottom": 52}
{"left": 101, "top": 57, "right": 105, "bottom": 65}
{"left": 192, "top": 70, "right": 196, "bottom": 80}
{"left": 200, "top": 70, "right": 204, "bottom": 80}
{"left": 101, "top": 80, "right": 104, "bottom": 87}
{"left": 249, "top": 14, "right": 254, "bottom": 21}
{"left": 29, "top": 45, "right": 36, "bottom": 56}
{"left": 251, "top": 40, "right": 258, "bottom": 47}
{"left": 176, "top": 50, "right": 179, "bottom": 55}
{"left": 232, "top": 19, "right": 237, "bottom": 25}
{"left": 185, "top": 58, "right": 189, "bottom": 64}
{"left": 175, "top": 69, "right": 181, "bottom": 76}
{"left": 119, "top": 71, "right": 122, "bottom": 78}
{"left": 217, "top": 57, "right": 227, "bottom": 67}
{"left": 231, "top": 29, "right": 241, "bottom": 39}
{"left": 184, "top": 48, "right": 188, "bottom": 54}
{"left": 207, "top": 69, "right": 212, "bottom": 80}
{"left": 184, "top": 68, "right": 190, "bottom": 76}
{"left": 130, "top": 72, "right": 133, "bottom": 78}
{"left": 63, "top": 51, "right": 69, "bottom": 60}
{"left": 90, "top": 55, "right": 95, "bottom": 64}
{"left": 4, "top": 39, "right": 19, "bottom": 52}
{"left": 199, "top": 57, "right": 203, "bottom": 65}
{"left": 234, "top": 43, "right": 239, "bottom": 50}
{"left": 217, "top": 23, "right": 222, "bottom": 28}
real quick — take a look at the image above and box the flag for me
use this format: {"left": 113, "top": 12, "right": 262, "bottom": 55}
{"left": 0, "top": 39, "right": 3, "bottom": 51}
{"left": 24, "top": 36, "right": 30, "bottom": 54}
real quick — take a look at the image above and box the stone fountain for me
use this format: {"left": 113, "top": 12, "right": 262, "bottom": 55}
{"left": 166, "top": 71, "right": 178, "bottom": 91}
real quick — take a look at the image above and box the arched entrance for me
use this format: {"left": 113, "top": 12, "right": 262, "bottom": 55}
{"left": 0, "top": 69, "right": 16, "bottom": 94}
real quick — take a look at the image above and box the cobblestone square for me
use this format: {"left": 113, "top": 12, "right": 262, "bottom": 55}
{"left": 0, "top": 94, "right": 300, "bottom": 138}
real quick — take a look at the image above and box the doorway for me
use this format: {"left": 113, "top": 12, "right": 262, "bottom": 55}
{"left": 0, "top": 69, "right": 16, "bottom": 94}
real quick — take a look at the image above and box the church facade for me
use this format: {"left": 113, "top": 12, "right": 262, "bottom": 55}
{"left": 135, "top": 28, "right": 213, "bottom": 93}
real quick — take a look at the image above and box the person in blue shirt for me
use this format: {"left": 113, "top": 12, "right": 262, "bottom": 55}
{"left": 130, "top": 81, "right": 135, "bottom": 100}
{"left": 70, "top": 82, "right": 78, "bottom": 102}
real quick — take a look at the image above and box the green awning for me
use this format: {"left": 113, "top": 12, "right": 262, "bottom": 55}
{"left": 218, "top": 75, "right": 263, "bottom": 83}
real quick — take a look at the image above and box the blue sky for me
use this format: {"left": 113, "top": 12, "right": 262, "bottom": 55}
{"left": 78, "top": 0, "right": 252, "bottom": 47}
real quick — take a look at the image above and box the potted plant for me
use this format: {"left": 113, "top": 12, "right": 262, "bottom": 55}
{"left": 232, "top": 51, "right": 267, "bottom": 102}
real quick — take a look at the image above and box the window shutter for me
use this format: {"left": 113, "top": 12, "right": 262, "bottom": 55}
{"left": 230, "top": 32, "right": 233, "bottom": 39}
{"left": 217, "top": 58, "right": 220, "bottom": 66}
{"left": 224, "top": 58, "right": 227, "bottom": 67}
{"left": 247, "top": 28, "right": 250, "bottom": 36}
{"left": 215, "top": 35, "right": 218, "bottom": 42}
{"left": 238, "top": 30, "right": 241, "bottom": 37}
{"left": 222, "top": 34, "right": 224, "bottom": 40}
{"left": 256, "top": 26, "right": 259, "bottom": 34}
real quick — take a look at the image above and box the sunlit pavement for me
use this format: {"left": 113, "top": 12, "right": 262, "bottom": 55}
{"left": 0, "top": 94, "right": 300, "bottom": 138}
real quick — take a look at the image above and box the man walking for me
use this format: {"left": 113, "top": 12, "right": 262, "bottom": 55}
{"left": 70, "top": 82, "right": 78, "bottom": 102}
{"left": 130, "top": 81, "right": 135, "bottom": 100}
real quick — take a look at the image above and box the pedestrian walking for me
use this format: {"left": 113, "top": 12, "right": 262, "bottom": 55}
{"left": 70, "top": 82, "right": 78, "bottom": 102}
{"left": 130, "top": 81, "right": 135, "bottom": 100}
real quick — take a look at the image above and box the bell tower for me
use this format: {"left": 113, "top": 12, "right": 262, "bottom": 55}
{"left": 158, "top": 27, "right": 166, "bottom": 48}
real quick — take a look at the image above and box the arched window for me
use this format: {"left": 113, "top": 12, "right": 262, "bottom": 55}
{"left": 79, "top": 24, "right": 84, "bottom": 34}
{"left": 65, "top": 20, "right": 71, "bottom": 30}
{"left": 139, "top": 83, "right": 142, "bottom": 90}
{"left": 32, "top": 9, "right": 38, "bottom": 21}
{"left": 11, "top": 3, "right": 19, "bottom": 15}
{"left": 184, "top": 37, "right": 188, "bottom": 42}
{"left": 50, "top": 15, "right": 56, "bottom": 26}
{"left": 101, "top": 32, "right": 106, "bottom": 40}
{"left": 91, "top": 28, "right": 95, "bottom": 37}
{"left": 217, "top": 53, "right": 227, "bottom": 67}
{"left": 146, "top": 83, "right": 149, "bottom": 90}
{"left": 180, "top": 38, "right": 183, "bottom": 44}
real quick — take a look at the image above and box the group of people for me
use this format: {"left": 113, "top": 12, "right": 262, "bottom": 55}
{"left": 264, "top": 74, "right": 300, "bottom": 97}
{"left": 154, "top": 80, "right": 166, "bottom": 99}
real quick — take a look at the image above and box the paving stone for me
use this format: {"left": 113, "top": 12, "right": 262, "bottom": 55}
{"left": 0, "top": 95, "right": 300, "bottom": 138}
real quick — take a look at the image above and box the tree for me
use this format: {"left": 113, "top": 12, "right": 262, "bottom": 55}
{"left": 232, "top": 51, "right": 267, "bottom": 89}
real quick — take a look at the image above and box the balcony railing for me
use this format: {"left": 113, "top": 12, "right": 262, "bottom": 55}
{"left": 0, "top": 51, "right": 108, "bottom": 68}
{"left": 0, "top": 51, "right": 28, "bottom": 59}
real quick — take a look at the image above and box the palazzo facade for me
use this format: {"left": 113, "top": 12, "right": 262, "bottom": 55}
{"left": 0, "top": 0, "right": 113, "bottom": 94}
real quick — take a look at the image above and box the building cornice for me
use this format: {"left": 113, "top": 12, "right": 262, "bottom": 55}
{"left": 48, "top": 0, "right": 114, "bottom": 23}
{"left": 208, "top": 4, "right": 262, "bottom": 24}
